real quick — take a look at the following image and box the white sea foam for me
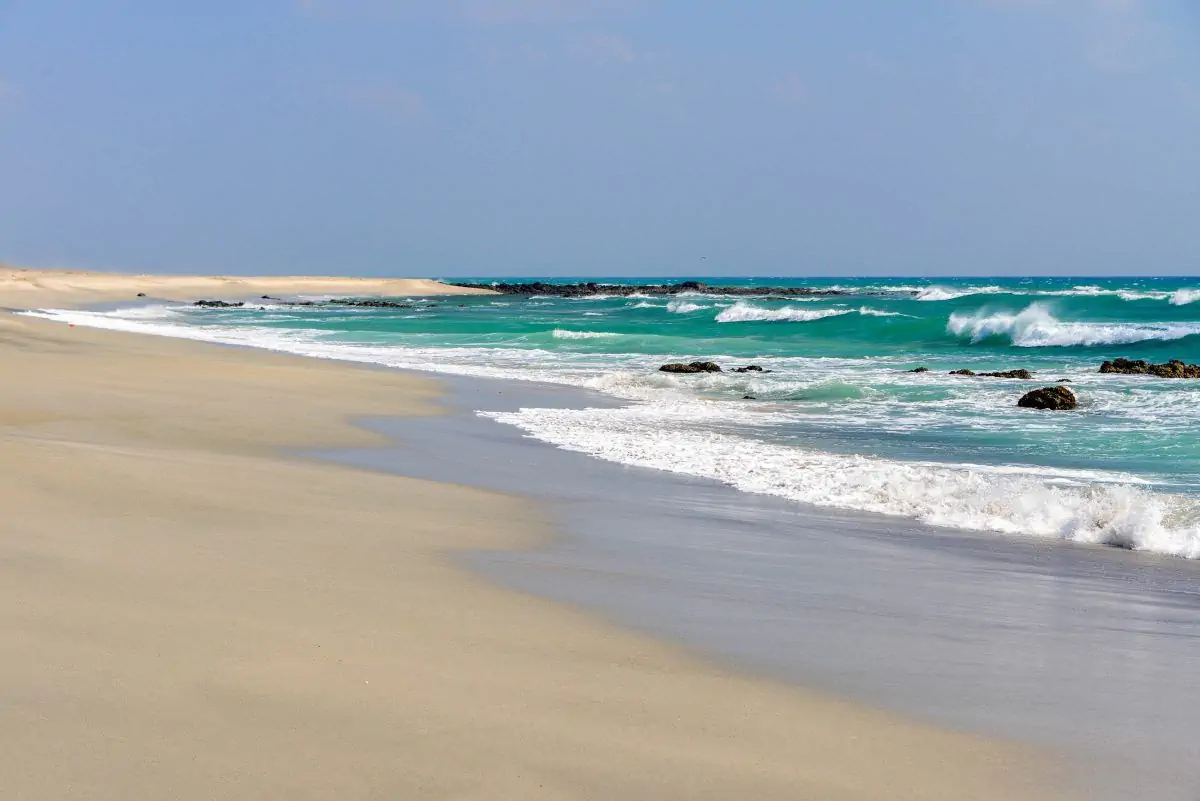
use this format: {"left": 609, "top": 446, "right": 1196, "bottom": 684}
{"left": 24, "top": 302, "right": 1200, "bottom": 560}
{"left": 915, "top": 287, "right": 965, "bottom": 301}
{"left": 857, "top": 307, "right": 906, "bottom": 317}
{"left": 552, "top": 329, "right": 620, "bottom": 339}
{"left": 482, "top": 402, "right": 1200, "bottom": 558}
{"left": 715, "top": 302, "right": 851, "bottom": 323}
{"left": 948, "top": 303, "right": 1200, "bottom": 347}
{"left": 666, "top": 299, "right": 707, "bottom": 314}
{"left": 896, "top": 284, "right": 1177, "bottom": 302}
{"left": 1170, "top": 288, "right": 1200, "bottom": 306}
{"left": 629, "top": 301, "right": 660, "bottom": 309}
{"left": 914, "top": 285, "right": 1004, "bottom": 301}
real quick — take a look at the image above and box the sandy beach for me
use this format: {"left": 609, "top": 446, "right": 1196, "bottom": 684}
{"left": 0, "top": 265, "right": 493, "bottom": 307}
{"left": 0, "top": 271, "right": 1073, "bottom": 800}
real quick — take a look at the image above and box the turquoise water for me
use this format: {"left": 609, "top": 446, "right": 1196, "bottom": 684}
{"left": 31, "top": 276, "right": 1200, "bottom": 557}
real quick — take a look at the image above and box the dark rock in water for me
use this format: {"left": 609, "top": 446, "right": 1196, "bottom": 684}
{"left": 742, "top": 395, "right": 756, "bottom": 400}
{"left": 908, "top": 367, "right": 930, "bottom": 373}
{"left": 194, "top": 299, "right": 244, "bottom": 308}
{"left": 732, "top": 365, "right": 772, "bottom": 373}
{"left": 261, "top": 295, "right": 279, "bottom": 300}
{"left": 980, "top": 369, "right": 1033, "bottom": 379}
{"left": 660, "top": 361, "right": 723, "bottom": 374}
{"left": 1056, "top": 378, "right": 1073, "bottom": 383}
{"left": 329, "top": 298, "right": 414, "bottom": 309}
{"left": 1018, "top": 386, "right": 1077, "bottom": 410}
{"left": 136, "top": 292, "right": 146, "bottom": 297}
{"left": 1099, "top": 357, "right": 1200, "bottom": 378}
{"left": 449, "top": 280, "right": 847, "bottom": 298}
{"left": 950, "top": 368, "right": 1033, "bottom": 379}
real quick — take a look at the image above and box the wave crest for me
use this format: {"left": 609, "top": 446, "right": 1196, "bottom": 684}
{"left": 666, "top": 299, "right": 707, "bottom": 314}
{"left": 715, "top": 302, "right": 851, "bottom": 324}
{"left": 551, "top": 329, "right": 620, "bottom": 340}
{"left": 947, "top": 303, "right": 1200, "bottom": 347}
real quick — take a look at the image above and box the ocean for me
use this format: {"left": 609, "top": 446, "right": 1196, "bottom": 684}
{"left": 29, "top": 276, "right": 1200, "bottom": 558}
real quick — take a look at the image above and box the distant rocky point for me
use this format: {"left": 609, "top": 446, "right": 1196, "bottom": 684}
{"left": 449, "top": 281, "right": 847, "bottom": 298}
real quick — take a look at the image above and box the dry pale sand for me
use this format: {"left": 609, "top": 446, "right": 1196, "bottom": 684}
{"left": 0, "top": 265, "right": 490, "bottom": 308}
{"left": 0, "top": 274, "right": 1077, "bottom": 799}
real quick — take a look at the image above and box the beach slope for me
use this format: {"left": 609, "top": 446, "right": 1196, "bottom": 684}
{"left": 0, "top": 303, "right": 1072, "bottom": 799}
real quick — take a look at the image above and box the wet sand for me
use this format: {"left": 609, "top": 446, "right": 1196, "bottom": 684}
{"left": 327, "top": 376, "right": 1200, "bottom": 801}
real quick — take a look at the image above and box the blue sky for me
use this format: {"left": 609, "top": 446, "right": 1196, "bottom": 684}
{"left": 1, "top": 1, "right": 1198, "bottom": 276}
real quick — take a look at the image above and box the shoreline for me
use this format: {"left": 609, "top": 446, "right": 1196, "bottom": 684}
{"left": 327, "top": 375, "right": 1200, "bottom": 801}
{"left": 0, "top": 273, "right": 1078, "bottom": 799}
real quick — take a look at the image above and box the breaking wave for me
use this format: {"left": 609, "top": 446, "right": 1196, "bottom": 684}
{"left": 947, "top": 303, "right": 1200, "bottom": 347}
{"left": 482, "top": 403, "right": 1200, "bottom": 558}
{"left": 551, "top": 329, "right": 621, "bottom": 340}
{"left": 715, "top": 302, "right": 851, "bottom": 323}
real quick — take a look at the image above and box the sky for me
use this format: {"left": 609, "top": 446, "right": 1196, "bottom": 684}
{"left": 0, "top": 1, "right": 1198, "bottom": 277}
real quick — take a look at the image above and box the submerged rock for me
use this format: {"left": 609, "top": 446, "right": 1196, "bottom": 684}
{"left": 732, "top": 365, "right": 772, "bottom": 373}
{"left": 660, "top": 361, "right": 723, "bottom": 374}
{"left": 908, "top": 367, "right": 930, "bottom": 373}
{"left": 1056, "top": 378, "right": 1073, "bottom": 383}
{"left": 949, "top": 369, "right": 976, "bottom": 376}
{"left": 194, "top": 300, "right": 244, "bottom": 308}
{"left": 742, "top": 395, "right": 756, "bottom": 400}
{"left": 136, "top": 292, "right": 146, "bottom": 297}
{"left": 1018, "top": 386, "right": 1077, "bottom": 411}
{"left": 1099, "top": 358, "right": 1200, "bottom": 378}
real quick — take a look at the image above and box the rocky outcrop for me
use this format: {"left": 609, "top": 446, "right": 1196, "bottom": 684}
{"left": 329, "top": 299, "right": 415, "bottom": 309}
{"left": 950, "top": 368, "right": 1033, "bottom": 379}
{"left": 908, "top": 367, "right": 930, "bottom": 373}
{"left": 1099, "top": 358, "right": 1200, "bottom": 378}
{"left": 194, "top": 300, "right": 244, "bottom": 308}
{"left": 1018, "top": 386, "right": 1077, "bottom": 410}
{"left": 660, "top": 361, "right": 723, "bottom": 374}
{"left": 449, "top": 281, "right": 847, "bottom": 298}
{"left": 732, "top": 365, "right": 773, "bottom": 373}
